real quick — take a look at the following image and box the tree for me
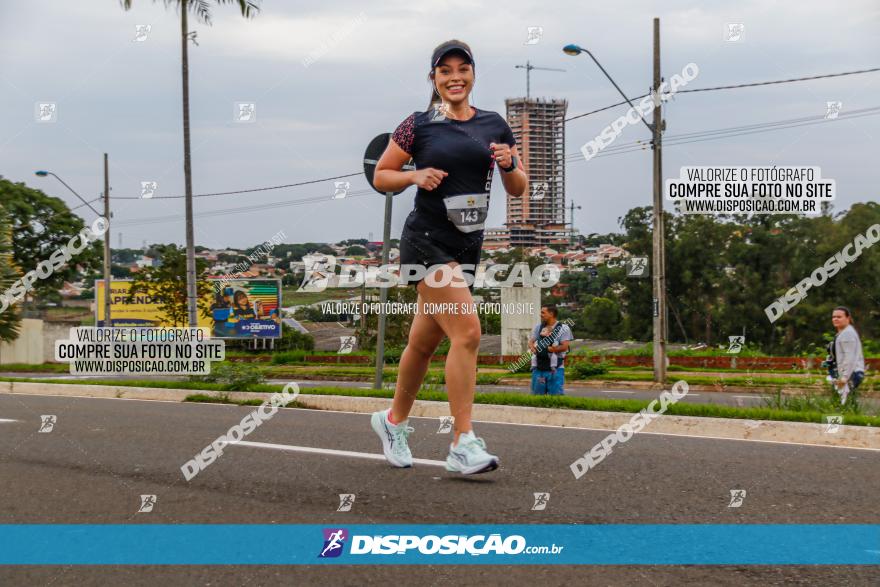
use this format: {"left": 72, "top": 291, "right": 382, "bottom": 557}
{"left": 360, "top": 287, "right": 418, "bottom": 350}
{"left": 582, "top": 297, "right": 622, "bottom": 339}
{"left": 581, "top": 232, "right": 625, "bottom": 247}
{"left": 617, "top": 206, "right": 655, "bottom": 340}
{"left": 0, "top": 178, "right": 102, "bottom": 302}
{"left": 121, "top": 0, "right": 260, "bottom": 326}
{"left": 345, "top": 245, "right": 368, "bottom": 256}
{"left": 0, "top": 205, "right": 22, "bottom": 342}
{"left": 112, "top": 248, "right": 140, "bottom": 264}
{"left": 128, "top": 245, "right": 213, "bottom": 326}
{"left": 112, "top": 264, "right": 133, "bottom": 278}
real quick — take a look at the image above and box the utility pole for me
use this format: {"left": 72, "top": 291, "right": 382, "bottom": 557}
{"left": 103, "top": 153, "right": 112, "bottom": 328}
{"left": 373, "top": 192, "right": 393, "bottom": 390}
{"left": 651, "top": 17, "right": 668, "bottom": 384}
{"left": 181, "top": 0, "right": 198, "bottom": 327}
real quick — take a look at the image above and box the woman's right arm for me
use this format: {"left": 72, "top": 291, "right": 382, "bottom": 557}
{"left": 374, "top": 139, "right": 447, "bottom": 193}
{"left": 374, "top": 140, "right": 417, "bottom": 193}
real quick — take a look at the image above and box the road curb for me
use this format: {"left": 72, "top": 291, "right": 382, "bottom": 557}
{"left": 2, "top": 381, "right": 877, "bottom": 450}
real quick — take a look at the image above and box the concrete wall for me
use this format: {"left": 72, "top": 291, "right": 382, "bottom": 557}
{"left": 0, "top": 319, "right": 78, "bottom": 365}
{"left": 43, "top": 321, "right": 75, "bottom": 363}
{"left": 500, "top": 286, "right": 541, "bottom": 356}
{"left": 0, "top": 319, "right": 44, "bottom": 365}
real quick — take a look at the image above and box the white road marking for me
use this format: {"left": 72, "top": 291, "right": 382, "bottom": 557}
{"left": 0, "top": 418, "right": 18, "bottom": 423}
{"left": 5, "top": 392, "right": 878, "bottom": 452}
{"left": 231, "top": 439, "right": 448, "bottom": 467}
{"left": 599, "top": 390, "right": 635, "bottom": 395}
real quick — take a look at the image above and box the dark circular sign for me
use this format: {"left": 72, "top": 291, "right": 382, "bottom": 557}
{"left": 363, "top": 133, "right": 415, "bottom": 195}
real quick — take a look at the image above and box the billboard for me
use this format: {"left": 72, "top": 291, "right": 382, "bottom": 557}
{"left": 95, "top": 280, "right": 210, "bottom": 328}
{"left": 96, "top": 278, "right": 282, "bottom": 338}
{"left": 209, "top": 279, "right": 282, "bottom": 338}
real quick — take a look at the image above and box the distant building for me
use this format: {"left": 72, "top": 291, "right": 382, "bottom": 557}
{"left": 194, "top": 250, "right": 219, "bottom": 262}
{"left": 58, "top": 281, "right": 83, "bottom": 298}
{"left": 135, "top": 255, "right": 155, "bottom": 269}
{"left": 483, "top": 227, "right": 510, "bottom": 250}
{"left": 585, "top": 244, "right": 627, "bottom": 265}
{"left": 504, "top": 97, "right": 572, "bottom": 248}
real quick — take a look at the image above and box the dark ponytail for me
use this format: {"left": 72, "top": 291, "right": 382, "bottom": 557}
{"left": 426, "top": 70, "right": 440, "bottom": 111}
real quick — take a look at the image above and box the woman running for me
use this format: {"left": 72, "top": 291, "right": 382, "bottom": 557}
{"left": 369, "top": 40, "right": 528, "bottom": 475}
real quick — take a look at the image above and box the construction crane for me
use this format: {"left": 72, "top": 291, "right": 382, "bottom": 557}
{"left": 514, "top": 60, "right": 566, "bottom": 99}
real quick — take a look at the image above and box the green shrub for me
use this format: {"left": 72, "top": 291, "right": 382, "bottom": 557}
{"left": 271, "top": 350, "right": 311, "bottom": 365}
{"left": 190, "top": 362, "right": 266, "bottom": 390}
{"left": 510, "top": 359, "right": 531, "bottom": 374}
{"left": 276, "top": 328, "right": 315, "bottom": 352}
{"left": 570, "top": 360, "right": 610, "bottom": 379}
{"left": 382, "top": 347, "right": 404, "bottom": 364}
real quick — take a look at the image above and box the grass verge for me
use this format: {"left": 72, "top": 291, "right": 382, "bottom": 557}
{"left": 0, "top": 363, "right": 70, "bottom": 373}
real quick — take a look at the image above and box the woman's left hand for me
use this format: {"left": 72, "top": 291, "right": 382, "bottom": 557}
{"left": 489, "top": 142, "right": 512, "bottom": 169}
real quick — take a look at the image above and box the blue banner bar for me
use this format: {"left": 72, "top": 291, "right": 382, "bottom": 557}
{"left": 1, "top": 525, "right": 878, "bottom": 565}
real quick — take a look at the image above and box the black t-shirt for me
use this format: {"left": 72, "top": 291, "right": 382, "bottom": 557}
{"left": 391, "top": 106, "right": 516, "bottom": 248}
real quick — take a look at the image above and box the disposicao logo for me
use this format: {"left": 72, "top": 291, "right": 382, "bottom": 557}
{"left": 319, "top": 528, "right": 348, "bottom": 558}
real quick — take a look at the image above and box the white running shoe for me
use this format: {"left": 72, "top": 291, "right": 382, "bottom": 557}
{"left": 371, "top": 409, "right": 414, "bottom": 468}
{"left": 446, "top": 430, "right": 499, "bottom": 475}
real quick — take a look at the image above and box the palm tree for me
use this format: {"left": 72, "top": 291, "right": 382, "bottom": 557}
{"left": 0, "top": 205, "right": 22, "bottom": 342}
{"left": 120, "top": 0, "right": 259, "bottom": 327}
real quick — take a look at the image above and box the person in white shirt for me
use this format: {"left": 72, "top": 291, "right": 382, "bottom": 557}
{"left": 830, "top": 306, "right": 866, "bottom": 406}
{"left": 528, "top": 304, "right": 574, "bottom": 395}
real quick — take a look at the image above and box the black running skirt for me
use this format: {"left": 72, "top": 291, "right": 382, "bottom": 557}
{"left": 398, "top": 226, "right": 481, "bottom": 288}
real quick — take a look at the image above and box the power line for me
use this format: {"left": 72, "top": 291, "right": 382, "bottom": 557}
{"left": 565, "top": 66, "right": 880, "bottom": 122}
{"left": 112, "top": 188, "right": 378, "bottom": 227}
{"left": 109, "top": 172, "right": 363, "bottom": 200}
{"left": 565, "top": 106, "right": 880, "bottom": 162}
{"left": 677, "top": 67, "right": 880, "bottom": 95}
{"left": 71, "top": 196, "right": 103, "bottom": 211}
{"left": 565, "top": 105, "right": 880, "bottom": 160}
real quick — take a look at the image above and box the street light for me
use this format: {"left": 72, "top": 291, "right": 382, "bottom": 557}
{"left": 562, "top": 44, "right": 653, "bottom": 133}
{"left": 34, "top": 170, "right": 101, "bottom": 216}
{"left": 563, "top": 22, "right": 668, "bottom": 385}
{"left": 35, "top": 168, "right": 112, "bottom": 327}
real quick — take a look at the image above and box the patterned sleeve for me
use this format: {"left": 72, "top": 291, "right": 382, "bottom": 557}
{"left": 391, "top": 113, "right": 416, "bottom": 154}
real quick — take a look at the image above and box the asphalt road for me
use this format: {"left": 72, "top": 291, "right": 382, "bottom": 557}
{"left": 1, "top": 391, "right": 879, "bottom": 585}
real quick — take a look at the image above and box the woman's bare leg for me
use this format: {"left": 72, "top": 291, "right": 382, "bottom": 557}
{"left": 416, "top": 264, "right": 481, "bottom": 445}
{"left": 390, "top": 293, "right": 446, "bottom": 423}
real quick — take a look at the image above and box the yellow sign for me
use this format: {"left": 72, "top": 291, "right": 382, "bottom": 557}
{"left": 95, "top": 280, "right": 211, "bottom": 327}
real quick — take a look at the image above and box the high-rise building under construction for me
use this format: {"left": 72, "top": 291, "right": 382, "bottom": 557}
{"left": 503, "top": 97, "right": 570, "bottom": 248}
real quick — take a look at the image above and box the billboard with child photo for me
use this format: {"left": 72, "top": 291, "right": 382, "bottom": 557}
{"left": 209, "top": 278, "right": 282, "bottom": 339}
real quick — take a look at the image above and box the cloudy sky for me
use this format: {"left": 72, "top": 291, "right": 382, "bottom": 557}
{"left": 2, "top": 0, "right": 878, "bottom": 250}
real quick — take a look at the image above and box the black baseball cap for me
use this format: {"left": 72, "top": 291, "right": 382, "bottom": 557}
{"left": 431, "top": 41, "right": 474, "bottom": 68}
